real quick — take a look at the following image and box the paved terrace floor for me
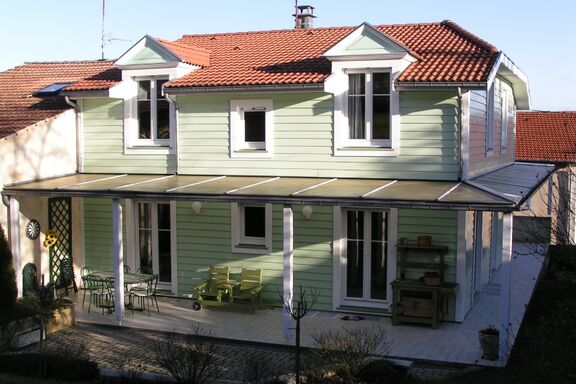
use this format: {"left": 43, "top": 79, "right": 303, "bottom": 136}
{"left": 72, "top": 243, "right": 544, "bottom": 368}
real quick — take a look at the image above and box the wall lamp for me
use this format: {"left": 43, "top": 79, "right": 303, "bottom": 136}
{"left": 302, "top": 205, "right": 313, "bottom": 220}
{"left": 192, "top": 201, "right": 202, "bottom": 215}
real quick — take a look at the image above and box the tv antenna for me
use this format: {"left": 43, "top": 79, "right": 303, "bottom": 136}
{"left": 100, "top": 0, "right": 130, "bottom": 60}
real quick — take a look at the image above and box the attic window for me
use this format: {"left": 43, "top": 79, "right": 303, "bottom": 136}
{"left": 34, "top": 82, "right": 73, "bottom": 97}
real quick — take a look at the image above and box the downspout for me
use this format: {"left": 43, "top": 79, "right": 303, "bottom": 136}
{"left": 164, "top": 92, "right": 179, "bottom": 174}
{"left": 457, "top": 87, "right": 466, "bottom": 180}
{"left": 65, "top": 96, "right": 82, "bottom": 173}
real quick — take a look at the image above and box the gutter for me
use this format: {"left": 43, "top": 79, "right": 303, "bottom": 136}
{"left": 165, "top": 83, "right": 324, "bottom": 94}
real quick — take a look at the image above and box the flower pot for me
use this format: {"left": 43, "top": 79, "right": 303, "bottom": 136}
{"left": 479, "top": 328, "right": 500, "bottom": 360}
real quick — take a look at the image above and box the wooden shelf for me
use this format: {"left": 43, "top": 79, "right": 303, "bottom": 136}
{"left": 391, "top": 239, "right": 455, "bottom": 328}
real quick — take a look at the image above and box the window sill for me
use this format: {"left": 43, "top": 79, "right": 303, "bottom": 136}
{"left": 231, "top": 149, "right": 273, "bottom": 159}
{"left": 335, "top": 146, "right": 399, "bottom": 157}
{"left": 125, "top": 145, "right": 174, "bottom": 155}
{"left": 232, "top": 242, "right": 271, "bottom": 255}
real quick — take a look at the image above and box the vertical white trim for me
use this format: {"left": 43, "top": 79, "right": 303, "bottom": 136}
{"left": 456, "top": 210, "right": 468, "bottom": 322}
{"left": 124, "top": 199, "right": 135, "bottom": 270}
{"left": 473, "top": 212, "right": 483, "bottom": 296}
{"left": 332, "top": 206, "right": 343, "bottom": 311}
{"left": 387, "top": 208, "right": 398, "bottom": 304}
{"left": 282, "top": 205, "right": 294, "bottom": 341}
{"left": 9, "top": 197, "right": 22, "bottom": 296}
{"left": 170, "top": 201, "right": 178, "bottom": 294}
{"left": 112, "top": 198, "right": 125, "bottom": 322}
{"left": 77, "top": 100, "right": 84, "bottom": 173}
{"left": 499, "top": 212, "right": 513, "bottom": 363}
{"left": 460, "top": 90, "right": 470, "bottom": 180}
{"left": 486, "top": 83, "right": 495, "bottom": 152}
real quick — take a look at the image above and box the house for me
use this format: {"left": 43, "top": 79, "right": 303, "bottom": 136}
{"left": 2, "top": 19, "right": 551, "bottom": 362}
{"left": 0, "top": 61, "right": 118, "bottom": 283}
{"left": 515, "top": 111, "right": 576, "bottom": 244}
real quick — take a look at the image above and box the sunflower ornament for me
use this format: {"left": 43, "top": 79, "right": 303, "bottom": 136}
{"left": 43, "top": 230, "right": 58, "bottom": 248}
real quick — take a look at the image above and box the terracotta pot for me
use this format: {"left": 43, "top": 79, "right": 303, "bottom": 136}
{"left": 479, "top": 329, "right": 500, "bottom": 360}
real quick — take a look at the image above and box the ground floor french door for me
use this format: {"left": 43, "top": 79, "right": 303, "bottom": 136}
{"left": 135, "top": 201, "right": 175, "bottom": 291}
{"left": 340, "top": 208, "right": 396, "bottom": 309}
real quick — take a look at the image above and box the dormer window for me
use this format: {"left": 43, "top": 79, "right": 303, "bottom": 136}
{"left": 347, "top": 72, "right": 391, "bottom": 145}
{"left": 137, "top": 79, "right": 169, "bottom": 140}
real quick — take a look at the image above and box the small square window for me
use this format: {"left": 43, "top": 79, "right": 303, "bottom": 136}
{"left": 231, "top": 203, "right": 272, "bottom": 254}
{"left": 230, "top": 100, "right": 273, "bottom": 158}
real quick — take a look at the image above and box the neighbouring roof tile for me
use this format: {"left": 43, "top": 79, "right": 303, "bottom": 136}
{"left": 0, "top": 61, "right": 118, "bottom": 137}
{"left": 516, "top": 111, "right": 576, "bottom": 163}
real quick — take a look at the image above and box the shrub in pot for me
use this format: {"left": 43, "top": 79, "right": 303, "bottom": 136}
{"left": 479, "top": 325, "right": 500, "bottom": 360}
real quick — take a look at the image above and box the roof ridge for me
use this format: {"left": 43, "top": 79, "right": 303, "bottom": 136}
{"left": 440, "top": 20, "right": 499, "bottom": 54}
{"left": 22, "top": 60, "right": 115, "bottom": 65}
{"left": 179, "top": 25, "right": 355, "bottom": 39}
{"left": 156, "top": 38, "right": 211, "bottom": 54}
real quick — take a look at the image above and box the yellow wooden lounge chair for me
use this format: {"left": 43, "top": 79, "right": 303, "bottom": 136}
{"left": 232, "top": 267, "right": 264, "bottom": 313}
{"left": 193, "top": 266, "right": 231, "bottom": 307}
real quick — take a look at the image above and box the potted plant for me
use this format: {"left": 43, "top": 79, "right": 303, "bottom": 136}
{"left": 479, "top": 324, "right": 500, "bottom": 360}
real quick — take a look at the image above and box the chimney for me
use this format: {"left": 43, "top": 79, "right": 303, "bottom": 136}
{"left": 293, "top": 4, "right": 316, "bottom": 29}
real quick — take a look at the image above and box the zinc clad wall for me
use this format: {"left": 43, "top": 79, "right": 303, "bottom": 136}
{"left": 176, "top": 91, "right": 460, "bottom": 180}
{"left": 176, "top": 202, "right": 334, "bottom": 310}
{"left": 468, "top": 79, "right": 515, "bottom": 177}
{"left": 81, "top": 99, "right": 177, "bottom": 173}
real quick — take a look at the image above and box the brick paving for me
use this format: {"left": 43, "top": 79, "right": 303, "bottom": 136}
{"left": 18, "top": 322, "right": 474, "bottom": 383}
{"left": 23, "top": 322, "right": 295, "bottom": 383}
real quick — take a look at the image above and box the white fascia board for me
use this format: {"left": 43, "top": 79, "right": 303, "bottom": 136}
{"left": 487, "top": 52, "right": 531, "bottom": 110}
{"left": 115, "top": 35, "right": 181, "bottom": 67}
{"left": 324, "top": 22, "right": 411, "bottom": 59}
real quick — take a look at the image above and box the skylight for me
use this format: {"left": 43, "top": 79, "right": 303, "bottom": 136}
{"left": 34, "top": 82, "right": 74, "bottom": 96}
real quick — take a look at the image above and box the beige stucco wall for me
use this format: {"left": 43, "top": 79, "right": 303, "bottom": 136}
{"left": 0, "top": 110, "right": 78, "bottom": 288}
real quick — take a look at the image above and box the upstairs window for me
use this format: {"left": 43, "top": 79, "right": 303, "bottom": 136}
{"left": 500, "top": 88, "right": 509, "bottom": 151}
{"left": 347, "top": 72, "right": 391, "bottom": 146}
{"left": 137, "top": 79, "right": 169, "bottom": 140}
{"left": 230, "top": 100, "right": 273, "bottom": 158}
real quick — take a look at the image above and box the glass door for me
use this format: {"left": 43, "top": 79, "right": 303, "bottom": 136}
{"left": 344, "top": 209, "right": 390, "bottom": 306}
{"left": 137, "top": 202, "right": 173, "bottom": 289}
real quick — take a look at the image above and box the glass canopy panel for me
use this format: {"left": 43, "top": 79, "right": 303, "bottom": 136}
{"left": 227, "top": 178, "right": 334, "bottom": 196}
{"left": 296, "top": 179, "right": 391, "bottom": 197}
{"left": 367, "top": 181, "right": 457, "bottom": 201}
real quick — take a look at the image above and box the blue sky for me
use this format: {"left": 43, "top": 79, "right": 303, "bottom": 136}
{"left": 1, "top": 0, "right": 574, "bottom": 111}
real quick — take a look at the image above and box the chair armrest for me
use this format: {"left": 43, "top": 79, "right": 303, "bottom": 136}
{"left": 193, "top": 282, "right": 208, "bottom": 293}
{"left": 249, "top": 285, "right": 264, "bottom": 295}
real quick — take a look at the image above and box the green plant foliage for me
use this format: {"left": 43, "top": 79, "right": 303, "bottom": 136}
{"left": 310, "top": 326, "right": 393, "bottom": 383}
{"left": 0, "top": 223, "right": 17, "bottom": 319}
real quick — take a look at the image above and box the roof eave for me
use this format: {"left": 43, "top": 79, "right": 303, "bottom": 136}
{"left": 165, "top": 83, "right": 325, "bottom": 94}
{"left": 396, "top": 81, "right": 488, "bottom": 90}
{"left": 487, "top": 52, "right": 531, "bottom": 110}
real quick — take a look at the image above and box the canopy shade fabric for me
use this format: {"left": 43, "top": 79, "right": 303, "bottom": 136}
{"left": 3, "top": 163, "right": 553, "bottom": 212}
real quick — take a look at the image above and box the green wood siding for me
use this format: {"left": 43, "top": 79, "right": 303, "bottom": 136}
{"left": 83, "top": 198, "right": 114, "bottom": 271}
{"left": 176, "top": 91, "right": 460, "bottom": 180}
{"left": 397, "top": 208, "right": 458, "bottom": 320}
{"left": 176, "top": 202, "right": 334, "bottom": 310}
{"left": 81, "top": 99, "right": 177, "bottom": 173}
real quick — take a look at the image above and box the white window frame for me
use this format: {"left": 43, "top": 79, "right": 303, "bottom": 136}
{"left": 486, "top": 84, "right": 495, "bottom": 154}
{"left": 345, "top": 70, "right": 392, "bottom": 148}
{"left": 132, "top": 200, "right": 177, "bottom": 293}
{"left": 230, "top": 99, "right": 274, "bottom": 158}
{"left": 231, "top": 202, "right": 273, "bottom": 254}
{"left": 332, "top": 206, "right": 397, "bottom": 309}
{"left": 500, "top": 87, "right": 509, "bottom": 152}
{"left": 116, "top": 68, "right": 178, "bottom": 155}
{"left": 327, "top": 60, "right": 404, "bottom": 157}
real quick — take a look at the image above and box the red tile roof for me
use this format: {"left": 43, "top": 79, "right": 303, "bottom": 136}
{"left": 8, "top": 20, "right": 501, "bottom": 98}
{"left": 516, "top": 111, "right": 576, "bottom": 163}
{"left": 0, "top": 61, "right": 118, "bottom": 137}
{"left": 157, "top": 39, "right": 211, "bottom": 67}
{"left": 167, "top": 20, "right": 499, "bottom": 89}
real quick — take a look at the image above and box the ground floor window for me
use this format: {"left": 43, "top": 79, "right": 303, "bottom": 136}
{"left": 231, "top": 203, "right": 272, "bottom": 254}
